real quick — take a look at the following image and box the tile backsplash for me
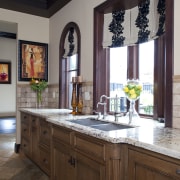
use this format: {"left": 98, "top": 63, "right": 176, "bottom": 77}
{"left": 173, "top": 75, "right": 180, "bottom": 129}
{"left": 17, "top": 81, "right": 93, "bottom": 114}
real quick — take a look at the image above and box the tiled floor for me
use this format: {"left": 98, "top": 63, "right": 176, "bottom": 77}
{"left": 0, "top": 118, "right": 49, "bottom": 180}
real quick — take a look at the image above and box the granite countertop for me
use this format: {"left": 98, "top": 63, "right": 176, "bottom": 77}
{"left": 19, "top": 108, "right": 180, "bottom": 160}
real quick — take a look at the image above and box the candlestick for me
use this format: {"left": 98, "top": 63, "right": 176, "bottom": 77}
{"left": 71, "top": 83, "right": 77, "bottom": 115}
{"left": 72, "top": 76, "right": 77, "bottom": 83}
{"left": 77, "top": 83, "right": 83, "bottom": 114}
{"left": 77, "top": 75, "right": 83, "bottom": 83}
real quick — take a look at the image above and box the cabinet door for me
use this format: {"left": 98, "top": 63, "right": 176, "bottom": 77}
{"left": 39, "top": 119, "right": 51, "bottom": 147}
{"left": 39, "top": 145, "right": 51, "bottom": 176}
{"left": 31, "top": 126, "right": 39, "bottom": 164}
{"left": 75, "top": 152, "right": 105, "bottom": 180}
{"left": 31, "top": 116, "right": 39, "bottom": 165}
{"left": 128, "top": 149, "right": 180, "bottom": 180}
{"left": 52, "top": 140, "right": 75, "bottom": 180}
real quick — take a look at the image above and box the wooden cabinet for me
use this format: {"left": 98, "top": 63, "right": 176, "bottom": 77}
{"left": 52, "top": 124, "right": 124, "bottom": 180}
{"left": 39, "top": 118, "right": 51, "bottom": 176}
{"left": 21, "top": 111, "right": 180, "bottom": 180}
{"left": 21, "top": 112, "right": 51, "bottom": 177}
{"left": 31, "top": 115, "right": 40, "bottom": 165}
{"left": 128, "top": 146, "right": 180, "bottom": 180}
{"left": 21, "top": 112, "right": 31, "bottom": 157}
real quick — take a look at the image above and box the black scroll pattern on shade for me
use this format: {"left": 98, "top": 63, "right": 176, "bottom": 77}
{"left": 135, "top": 0, "right": 150, "bottom": 44}
{"left": 108, "top": 10, "right": 125, "bottom": 47}
{"left": 156, "top": 0, "right": 166, "bottom": 36}
{"left": 67, "top": 27, "right": 75, "bottom": 56}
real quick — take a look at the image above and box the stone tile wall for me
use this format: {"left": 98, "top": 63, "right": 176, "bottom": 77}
{"left": 17, "top": 82, "right": 93, "bottom": 114}
{"left": 173, "top": 75, "right": 180, "bottom": 129}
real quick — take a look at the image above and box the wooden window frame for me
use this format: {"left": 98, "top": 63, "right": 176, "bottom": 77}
{"left": 59, "top": 22, "right": 81, "bottom": 108}
{"left": 93, "top": 0, "right": 173, "bottom": 127}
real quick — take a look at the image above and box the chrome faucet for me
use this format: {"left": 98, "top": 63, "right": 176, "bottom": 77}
{"left": 97, "top": 94, "right": 123, "bottom": 121}
{"left": 97, "top": 95, "right": 112, "bottom": 119}
{"left": 97, "top": 102, "right": 107, "bottom": 119}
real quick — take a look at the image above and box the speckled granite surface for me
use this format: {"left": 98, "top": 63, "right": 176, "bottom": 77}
{"left": 19, "top": 108, "right": 180, "bottom": 160}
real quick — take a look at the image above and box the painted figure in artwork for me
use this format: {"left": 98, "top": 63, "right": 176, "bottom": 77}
{"left": 29, "top": 48, "right": 35, "bottom": 77}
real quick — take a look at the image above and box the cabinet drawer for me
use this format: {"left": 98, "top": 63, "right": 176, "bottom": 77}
{"left": 52, "top": 125, "right": 72, "bottom": 145}
{"left": 21, "top": 112, "right": 30, "bottom": 125}
{"left": 39, "top": 120, "right": 51, "bottom": 146}
{"left": 21, "top": 122, "right": 30, "bottom": 138}
{"left": 21, "top": 137, "right": 31, "bottom": 157}
{"left": 39, "top": 146, "right": 51, "bottom": 176}
{"left": 74, "top": 133, "right": 106, "bottom": 162}
{"left": 31, "top": 115, "right": 39, "bottom": 128}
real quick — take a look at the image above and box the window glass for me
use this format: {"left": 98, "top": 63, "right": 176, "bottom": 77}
{"left": 67, "top": 54, "right": 78, "bottom": 108}
{"left": 139, "top": 41, "right": 154, "bottom": 115}
{"left": 110, "top": 47, "right": 127, "bottom": 112}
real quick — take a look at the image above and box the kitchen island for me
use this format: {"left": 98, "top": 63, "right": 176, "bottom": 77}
{"left": 19, "top": 108, "right": 180, "bottom": 180}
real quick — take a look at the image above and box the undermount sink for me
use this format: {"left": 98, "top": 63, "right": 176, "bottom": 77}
{"left": 69, "top": 118, "right": 108, "bottom": 126}
{"left": 90, "top": 123, "right": 133, "bottom": 131}
{"left": 69, "top": 118, "right": 134, "bottom": 131}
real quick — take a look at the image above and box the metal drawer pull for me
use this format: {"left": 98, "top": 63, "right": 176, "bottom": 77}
{"left": 43, "top": 130, "right": 47, "bottom": 135}
{"left": 43, "top": 158, "right": 48, "bottom": 164}
{"left": 176, "top": 169, "right": 180, "bottom": 175}
{"left": 68, "top": 156, "right": 76, "bottom": 167}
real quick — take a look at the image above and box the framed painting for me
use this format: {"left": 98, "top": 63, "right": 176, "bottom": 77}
{"left": 0, "top": 61, "right": 11, "bottom": 84}
{"left": 18, "top": 40, "right": 48, "bottom": 81}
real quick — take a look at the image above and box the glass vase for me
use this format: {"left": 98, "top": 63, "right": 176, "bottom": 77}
{"left": 126, "top": 99, "right": 139, "bottom": 124}
{"left": 36, "top": 90, "right": 42, "bottom": 108}
{"left": 123, "top": 79, "right": 142, "bottom": 124}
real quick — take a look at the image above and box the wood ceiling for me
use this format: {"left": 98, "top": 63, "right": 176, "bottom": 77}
{"left": 0, "top": 0, "right": 72, "bottom": 18}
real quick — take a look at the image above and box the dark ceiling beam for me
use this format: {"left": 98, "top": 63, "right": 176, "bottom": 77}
{"left": 0, "top": 0, "right": 72, "bottom": 18}
{"left": 48, "top": 0, "right": 71, "bottom": 17}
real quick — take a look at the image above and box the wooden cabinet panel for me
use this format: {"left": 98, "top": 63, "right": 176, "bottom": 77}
{"left": 52, "top": 139, "right": 74, "bottom": 180}
{"left": 21, "top": 112, "right": 30, "bottom": 125}
{"left": 52, "top": 125, "right": 72, "bottom": 146}
{"left": 31, "top": 115, "right": 39, "bottom": 128}
{"left": 39, "top": 119, "right": 51, "bottom": 147}
{"left": 21, "top": 137, "right": 31, "bottom": 157}
{"left": 21, "top": 122, "right": 31, "bottom": 138}
{"left": 31, "top": 126, "right": 39, "bottom": 165}
{"left": 74, "top": 133, "right": 106, "bottom": 162}
{"left": 21, "top": 113, "right": 49, "bottom": 177}
{"left": 39, "top": 145, "right": 51, "bottom": 176}
{"left": 128, "top": 148, "right": 180, "bottom": 180}
{"left": 75, "top": 152, "right": 105, "bottom": 180}
{"left": 39, "top": 118, "right": 51, "bottom": 175}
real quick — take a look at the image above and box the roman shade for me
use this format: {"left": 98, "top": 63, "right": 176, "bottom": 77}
{"left": 103, "top": 0, "right": 165, "bottom": 48}
{"left": 63, "top": 27, "right": 78, "bottom": 58}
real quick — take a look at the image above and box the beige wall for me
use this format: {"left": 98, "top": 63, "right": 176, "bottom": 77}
{"left": 174, "top": 0, "right": 180, "bottom": 75}
{"left": 0, "top": 8, "right": 49, "bottom": 44}
{"left": 49, "top": 0, "right": 105, "bottom": 84}
{"left": 0, "top": 8, "right": 49, "bottom": 144}
{"left": 0, "top": 38, "right": 16, "bottom": 116}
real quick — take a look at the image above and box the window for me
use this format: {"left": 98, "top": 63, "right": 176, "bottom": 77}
{"left": 139, "top": 41, "right": 154, "bottom": 116}
{"left": 59, "top": 22, "right": 81, "bottom": 108}
{"left": 94, "top": 0, "right": 173, "bottom": 126}
{"left": 109, "top": 41, "right": 154, "bottom": 116}
{"left": 67, "top": 54, "right": 78, "bottom": 108}
{"left": 110, "top": 47, "right": 127, "bottom": 112}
